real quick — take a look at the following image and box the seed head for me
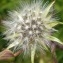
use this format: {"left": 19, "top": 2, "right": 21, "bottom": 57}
{"left": 3, "top": 0, "right": 59, "bottom": 54}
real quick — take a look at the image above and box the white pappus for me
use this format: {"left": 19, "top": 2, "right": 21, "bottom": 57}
{"left": 2, "top": 0, "right": 63, "bottom": 63}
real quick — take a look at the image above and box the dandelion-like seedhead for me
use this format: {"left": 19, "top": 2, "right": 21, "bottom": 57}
{"left": 3, "top": 0, "right": 62, "bottom": 56}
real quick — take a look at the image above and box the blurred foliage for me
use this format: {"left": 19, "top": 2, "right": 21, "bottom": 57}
{"left": 0, "top": 0, "right": 20, "bottom": 32}
{"left": 54, "top": 1, "right": 63, "bottom": 62}
{"left": 0, "top": 0, "right": 21, "bottom": 49}
{"left": 0, "top": 0, "right": 63, "bottom": 63}
{"left": 0, "top": 0, "right": 20, "bottom": 18}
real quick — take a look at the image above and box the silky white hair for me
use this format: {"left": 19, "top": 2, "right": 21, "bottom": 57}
{"left": 3, "top": 0, "right": 56, "bottom": 54}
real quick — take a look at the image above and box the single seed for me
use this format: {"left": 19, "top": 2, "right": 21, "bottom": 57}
{"left": 29, "top": 31, "right": 33, "bottom": 35}
{"left": 37, "top": 22, "right": 41, "bottom": 25}
{"left": 36, "top": 30, "right": 40, "bottom": 34}
{"left": 25, "top": 26, "right": 29, "bottom": 30}
{"left": 32, "top": 25, "right": 36, "bottom": 28}
{"left": 17, "top": 25, "right": 21, "bottom": 30}
{"left": 25, "top": 20, "right": 30, "bottom": 23}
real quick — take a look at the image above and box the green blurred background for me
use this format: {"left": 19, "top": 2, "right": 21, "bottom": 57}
{"left": 0, "top": 0, "right": 63, "bottom": 63}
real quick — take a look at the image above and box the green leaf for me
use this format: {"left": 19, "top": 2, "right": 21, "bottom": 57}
{"left": 48, "top": 21, "right": 63, "bottom": 28}
{"left": 36, "top": 37, "right": 49, "bottom": 50}
{"left": 47, "top": 36, "right": 63, "bottom": 45}
{"left": 38, "top": 40, "right": 48, "bottom": 51}
{"left": 7, "top": 41, "right": 19, "bottom": 49}
{"left": 31, "top": 45, "right": 36, "bottom": 63}
{"left": 43, "top": 1, "right": 55, "bottom": 17}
